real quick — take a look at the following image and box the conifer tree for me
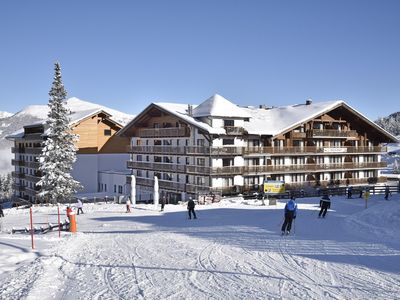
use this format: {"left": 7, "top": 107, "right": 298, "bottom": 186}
{"left": 37, "top": 62, "right": 82, "bottom": 203}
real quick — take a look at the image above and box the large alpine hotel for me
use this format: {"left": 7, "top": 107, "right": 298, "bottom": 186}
{"left": 118, "top": 94, "right": 397, "bottom": 202}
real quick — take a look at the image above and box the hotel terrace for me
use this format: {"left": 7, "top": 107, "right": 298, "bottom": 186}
{"left": 119, "top": 94, "right": 397, "bottom": 202}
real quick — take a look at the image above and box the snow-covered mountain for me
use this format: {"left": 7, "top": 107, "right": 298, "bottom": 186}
{"left": 0, "top": 111, "right": 13, "bottom": 119}
{"left": 0, "top": 98, "right": 135, "bottom": 175}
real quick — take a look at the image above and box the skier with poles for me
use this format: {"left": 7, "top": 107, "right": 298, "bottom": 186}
{"left": 281, "top": 196, "right": 297, "bottom": 235}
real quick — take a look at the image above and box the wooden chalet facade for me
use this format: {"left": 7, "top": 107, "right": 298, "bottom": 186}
{"left": 119, "top": 94, "right": 397, "bottom": 201}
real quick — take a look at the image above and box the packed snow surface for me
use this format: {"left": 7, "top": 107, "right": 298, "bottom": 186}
{"left": 1, "top": 194, "right": 400, "bottom": 299}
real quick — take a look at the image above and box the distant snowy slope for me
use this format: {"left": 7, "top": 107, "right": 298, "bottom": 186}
{"left": 0, "top": 98, "right": 134, "bottom": 175}
{"left": 0, "top": 111, "right": 13, "bottom": 119}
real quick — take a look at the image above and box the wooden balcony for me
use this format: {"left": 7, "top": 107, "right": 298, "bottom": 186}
{"left": 12, "top": 171, "right": 25, "bottom": 179}
{"left": 291, "top": 132, "right": 307, "bottom": 138}
{"left": 128, "top": 146, "right": 186, "bottom": 155}
{"left": 11, "top": 159, "right": 25, "bottom": 166}
{"left": 308, "top": 129, "right": 358, "bottom": 138}
{"left": 243, "top": 146, "right": 386, "bottom": 156}
{"left": 138, "top": 127, "right": 189, "bottom": 138}
{"left": 186, "top": 165, "right": 210, "bottom": 175}
{"left": 127, "top": 161, "right": 186, "bottom": 173}
{"left": 25, "top": 174, "right": 42, "bottom": 183}
{"left": 185, "top": 146, "right": 211, "bottom": 155}
{"left": 12, "top": 183, "right": 25, "bottom": 191}
{"left": 25, "top": 161, "right": 40, "bottom": 168}
{"left": 224, "top": 126, "right": 245, "bottom": 135}
{"left": 210, "top": 147, "right": 243, "bottom": 156}
{"left": 207, "top": 161, "right": 387, "bottom": 175}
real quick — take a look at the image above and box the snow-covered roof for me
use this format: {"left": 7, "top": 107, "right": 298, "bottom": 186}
{"left": 193, "top": 94, "right": 251, "bottom": 118}
{"left": 6, "top": 97, "right": 135, "bottom": 140}
{"left": 242, "top": 100, "right": 344, "bottom": 136}
{"left": 154, "top": 103, "right": 225, "bottom": 134}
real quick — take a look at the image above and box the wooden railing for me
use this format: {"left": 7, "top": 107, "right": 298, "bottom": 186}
{"left": 127, "top": 161, "right": 387, "bottom": 176}
{"left": 128, "top": 145, "right": 386, "bottom": 156}
{"left": 224, "top": 126, "right": 245, "bottom": 135}
{"left": 25, "top": 174, "right": 41, "bottom": 183}
{"left": 138, "top": 127, "right": 189, "bottom": 138}
{"left": 12, "top": 183, "right": 25, "bottom": 191}
{"left": 11, "top": 159, "right": 25, "bottom": 166}
{"left": 308, "top": 129, "right": 358, "bottom": 138}
{"left": 11, "top": 171, "right": 25, "bottom": 179}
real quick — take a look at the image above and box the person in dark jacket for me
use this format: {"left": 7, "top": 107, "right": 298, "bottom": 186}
{"left": 160, "top": 195, "right": 166, "bottom": 211}
{"left": 187, "top": 197, "right": 197, "bottom": 219}
{"left": 319, "top": 194, "right": 331, "bottom": 218}
{"left": 0, "top": 204, "right": 4, "bottom": 218}
{"left": 281, "top": 197, "right": 297, "bottom": 235}
{"left": 384, "top": 185, "right": 391, "bottom": 200}
{"left": 347, "top": 186, "right": 353, "bottom": 199}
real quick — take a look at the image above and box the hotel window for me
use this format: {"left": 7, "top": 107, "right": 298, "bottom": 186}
{"left": 197, "top": 158, "right": 205, "bottom": 166}
{"left": 197, "top": 139, "right": 205, "bottom": 146}
{"left": 137, "top": 155, "right": 142, "bottom": 161}
{"left": 104, "top": 129, "right": 112, "bottom": 136}
{"left": 224, "top": 119, "right": 234, "bottom": 127}
{"left": 118, "top": 185, "right": 123, "bottom": 194}
{"left": 114, "top": 185, "right": 117, "bottom": 193}
{"left": 137, "top": 170, "right": 142, "bottom": 177}
{"left": 222, "top": 158, "right": 233, "bottom": 167}
{"left": 222, "top": 139, "right": 234, "bottom": 145}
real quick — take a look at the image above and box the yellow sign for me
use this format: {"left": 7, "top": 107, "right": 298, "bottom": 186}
{"left": 263, "top": 180, "right": 285, "bottom": 194}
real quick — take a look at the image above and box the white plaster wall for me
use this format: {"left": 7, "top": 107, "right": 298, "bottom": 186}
{"left": 234, "top": 175, "right": 244, "bottom": 186}
{"left": 98, "top": 153, "right": 130, "bottom": 171}
{"left": 73, "top": 155, "right": 98, "bottom": 193}
{"left": 234, "top": 156, "right": 244, "bottom": 166}
{"left": 212, "top": 177, "right": 223, "bottom": 188}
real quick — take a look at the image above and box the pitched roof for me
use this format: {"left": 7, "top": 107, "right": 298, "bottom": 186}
{"left": 192, "top": 94, "right": 251, "bottom": 118}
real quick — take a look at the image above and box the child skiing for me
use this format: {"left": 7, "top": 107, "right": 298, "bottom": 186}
{"left": 281, "top": 196, "right": 297, "bottom": 235}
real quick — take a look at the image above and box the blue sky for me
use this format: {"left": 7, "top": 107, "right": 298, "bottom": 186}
{"left": 0, "top": 0, "right": 399, "bottom": 120}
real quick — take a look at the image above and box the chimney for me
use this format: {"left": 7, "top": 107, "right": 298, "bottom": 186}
{"left": 187, "top": 104, "right": 193, "bottom": 116}
{"left": 306, "top": 98, "right": 312, "bottom": 105}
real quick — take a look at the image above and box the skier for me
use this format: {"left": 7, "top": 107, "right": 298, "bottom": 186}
{"left": 359, "top": 188, "right": 363, "bottom": 198}
{"left": 160, "top": 195, "right": 166, "bottom": 212}
{"left": 347, "top": 186, "right": 353, "bottom": 199}
{"left": 281, "top": 196, "right": 297, "bottom": 235}
{"left": 318, "top": 194, "right": 331, "bottom": 218}
{"left": 126, "top": 198, "right": 131, "bottom": 213}
{"left": 384, "top": 185, "right": 391, "bottom": 200}
{"left": 76, "top": 199, "right": 84, "bottom": 215}
{"left": 0, "top": 204, "right": 4, "bottom": 218}
{"left": 187, "top": 197, "right": 197, "bottom": 219}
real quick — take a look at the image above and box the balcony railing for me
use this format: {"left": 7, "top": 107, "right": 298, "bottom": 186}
{"left": 25, "top": 174, "right": 42, "bottom": 183}
{"left": 12, "top": 183, "right": 25, "bottom": 191}
{"left": 127, "top": 161, "right": 186, "bottom": 173}
{"left": 138, "top": 127, "right": 189, "bottom": 138}
{"left": 12, "top": 147, "right": 43, "bottom": 154}
{"left": 11, "top": 159, "right": 25, "bottom": 166}
{"left": 128, "top": 145, "right": 386, "bottom": 156}
{"left": 11, "top": 171, "right": 25, "bottom": 179}
{"left": 224, "top": 126, "right": 245, "bottom": 135}
{"left": 308, "top": 129, "right": 358, "bottom": 138}
{"left": 243, "top": 146, "right": 386, "bottom": 155}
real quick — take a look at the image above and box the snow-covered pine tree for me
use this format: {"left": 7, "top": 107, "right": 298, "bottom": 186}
{"left": 37, "top": 62, "right": 82, "bottom": 204}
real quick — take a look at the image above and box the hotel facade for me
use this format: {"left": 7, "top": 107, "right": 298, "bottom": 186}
{"left": 119, "top": 94, "right": 397, "bottom": 202}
